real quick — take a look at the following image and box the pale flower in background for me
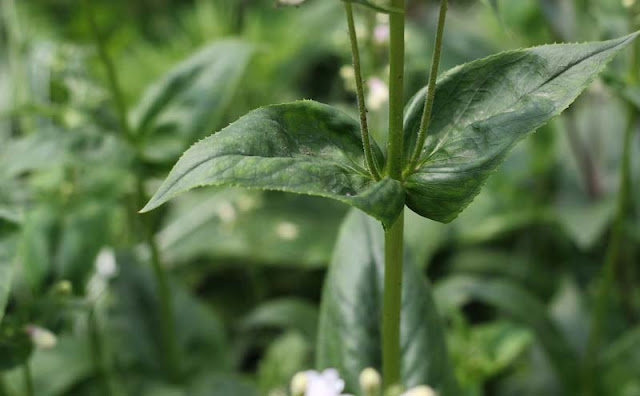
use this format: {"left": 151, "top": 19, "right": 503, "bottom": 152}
{"left": 276, "top": 0, "right": 307, "bottom": 6}
{"left": 340, "top": 65, "right": 356, "bottom": 93}
{"left": 26, "top": 326, "right": 57, "bottom": 349}
{"left": 95, "top": 247, "right": 117, "bottom": 278}
{"left": 367, "top": 77, "right": 389, "bottom": 111}
{"left": 623, "top": 0, "right": 636, "bottom": 8}
{"left": 276, "top": 221, "right": 299, "bottom": 240}
{"left": 374, "top": 24, "right": 390, "bottom": 44}
{"left": 217, "top": 201, "right": 237, "bottom": 224}
{"left": 401, "top": 385, "right": 437, "bottom": 396}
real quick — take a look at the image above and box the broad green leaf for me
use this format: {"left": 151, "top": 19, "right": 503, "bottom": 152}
{"left": 3, "top": 335, "right": 91, "bottom": 395}
{"left": 434, "top": 275, "right": 579, "bottom": 391}
{"left": 317, "top": 210, "right": 457, "bottom": 394}
{"left": 0, "top": 319, "right": 33, "bottom": 371}
{"left": 142, "top": 101, "right": 405, "bottom": 227}
{"left": 157, "top": 189, "right": 346, "bottom": 268}
{"left": 257, "top": 331, "right": 311, "bottom": 394}
{"left": 242, "top": 298, "right": 318, "bottom": 341}
{"left": 403, "top": 33, "right": 638, "bottom": 223}
{"left": 343, "top": 0, "right": 403, "bottom": 14}
{"left": 130, "top": 40, "right": 253, "bottom": 162}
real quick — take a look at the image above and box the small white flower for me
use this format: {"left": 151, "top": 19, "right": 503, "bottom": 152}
{"left": 291, "top": 372, "right": 308, "bottom": 396}
{"left": 373, "top": 24, "right": 390, "bottom": 45}
{"left": 95, "top": 247, "right": 117, "bottom": 278}
{"left": 401, "top": 385, "right": 437, "bottom": 396}
{"left": 276, "top": 221, "right": 299, "bottom": 240}
{"left": 340, "top": 65, "right": 356, "bottom": 93}
{"left": 366, "top": 77, "right": 389, "bottom": 111}
{"left": 305, "top": 369, "right": 352, "bottom": 396}
{"left": 217, "top": 201, "right": 237, "bottom": 224}
{"left": 26, "top": 326, "right": 57, "bottom": 349}
{"left": 276, "top": 0, "right": 307, "bottom": 6}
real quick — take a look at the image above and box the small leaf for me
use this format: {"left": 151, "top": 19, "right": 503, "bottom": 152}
{"left": 343, "top": 0, "right": 403, "bottom": 14}
{"left": 131, "top": 40, "right": 253, "bottom": 162}
{"left": 142, "top": 101, "right": 405, "bottom": 227}
{"left": 403, "top": 33, "right": 639, "bottom": 223}
{"left": 435, "top": 275, "right": 580, "bottom": 391}
{"left": 317, "top": 210, "right": 457, "bottom": 394}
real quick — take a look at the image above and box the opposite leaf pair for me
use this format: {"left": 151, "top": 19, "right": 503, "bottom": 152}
{"left": 141, "top": 33, "right": 638, "bottom": 228}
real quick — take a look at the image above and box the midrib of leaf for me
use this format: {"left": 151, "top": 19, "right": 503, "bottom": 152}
{"left": 413, "top": 36, "right": 637, "bottom": 171}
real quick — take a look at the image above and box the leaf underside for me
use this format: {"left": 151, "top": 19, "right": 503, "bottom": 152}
{"left": 317, "top": 210, "right": 457, "bottom": 394}
{"left": 403, "top": 33, "right": 638, "bottom": 223}
{"left": 141, "top": 101, "right": 405, "bottom": 227}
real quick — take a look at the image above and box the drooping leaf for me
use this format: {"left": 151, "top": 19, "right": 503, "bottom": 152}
{"left": 257, "top": 331, "right": 311, "bottom": 394}
{"left": 142, "top": 101, "right": 405, "bottom": 227}
{"left": 130, "top": 40, "right": 254, "bottom": 162}
{"left": 434, "top": 275, "right": 579, "bottom": 391}
{"left": 403, "top": 33, "right": 639, "bottom": 223}
{"left": 343, "top": 0, "right": 403, "bottom": 14}
{"left": 317, "top": 210, "right": 457, "bottom": 394}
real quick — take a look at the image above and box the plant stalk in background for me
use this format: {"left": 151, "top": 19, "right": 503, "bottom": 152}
{"left": 583, "top": 8, "right": 640, "bottom": 395}
{"left": 82, "top": 0, "right": 181, "bottom": 383}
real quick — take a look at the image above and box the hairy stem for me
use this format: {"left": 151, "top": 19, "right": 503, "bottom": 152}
{"left": 406, "top": 0, "right": 449, "bottom": 174}
{"left": 84, "top": 0, "right": 180, "bottom": 381}
{"left": 382, "top": 0, "right": 405, "bottom": 389}
{"left": 583, "top": 15, "right": 639, "bottom": 395}
{"left": 344, "top": 2, "right": 381, "bottom": 180}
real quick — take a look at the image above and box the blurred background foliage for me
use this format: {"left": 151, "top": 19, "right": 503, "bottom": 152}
{"left": 0, "top": 0, "right": 639, "bottom": 395}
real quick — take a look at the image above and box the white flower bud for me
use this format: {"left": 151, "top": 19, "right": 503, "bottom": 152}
{"left": 359, "top": 368, "right": 381, "bottom": 394}
{"left": 401, "top": 385, "right": 437, "bottom": 396}
{"left": 26, "top": 326, "right": 57, "bottom": 349}
{"left": 291, "top": 372, "right": 308, "bottom": 396}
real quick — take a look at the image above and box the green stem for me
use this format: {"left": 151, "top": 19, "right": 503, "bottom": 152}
{"left": 382, "top": 0, "right": 405, "bottom": 389}
{"left": 385, "top": 0, "right": 405, "bottom": 180}
{"left": 344, "top": 2, "right": 381, "bottom": 180}
{"left": 83, "top": 0, "right": 180, "bottom": 381}
{"left": 137, "top": 181, "right": 182, "bottom": 382}
{"left": 82, "top": 0, "right": 134, "bottom": 143}
{"left": 1, "top": 0, "right": 33, "bottom": 135}
{"left": 383, "top": 210, "right": 404, "bottom": 388}
{"left": 88, "top": 308, "right": 118, "bottom": 396}
{"left": 583, "top": 16, "right": 639, "bottom": 396}
{"left": 406, "top": 0, "right": 448, "bottom": 174}
{"left": 23, "top": 363, "right": 33, "bottom": 396}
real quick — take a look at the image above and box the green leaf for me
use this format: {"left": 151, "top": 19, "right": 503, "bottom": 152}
{"left": 403, "top": 33, "right": 639, "bottom": 223}
{"left": 242, "top": 298, "right": 318, "bottom": 341}
{"left": 434, "top": 275, "right": 579, "bottom": 391}
{"left": 257, "top": 331, "right": 311, "bottom": 394}
{"left": 142, "top": 101, "right": 405, "bottom": 227}
{"left": 0, "top": 319, "right": 33, "bottom": 371}
{"left": 343, "top": 0, "right": 403, "bottom": 14}
{"left": 131, "top": 40, "right": 253, "bottom": 162}
{"left": 317, "top": 210, "right": 457, "bottom": 394}
{"left": 0, "top": 237, "right": 17, "bottom": 325}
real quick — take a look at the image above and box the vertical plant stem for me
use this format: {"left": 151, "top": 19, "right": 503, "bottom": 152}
{"left": 383, "top": 0, "right": 405, "bottom": 389}
{"left": 83, "top": 0, "right": 180, "bottom": 381}
{"left": 583, "top": 15, "right": 639, "bottom": 396}
{"left": 383, "top": 210, "right": 404, "bottom": 388}
{"left": 137, "top": 181, "right": 182, "bottom": 382}
{"left": 88, "top": 308, "right": 118, "bottom": 396}
{"left": 23, "top": 363, "right": 33, "bottom": 396}
{"left": 344, "top": 2, "right": 381, "bottom": 180}
{"left": 82, "top": 0, "right": 134, "bottom": 143}
{"left": 406, "top": 0, "right": 449, "bottom": 173}
{"left": 1, "top": 0, "right": 33, "bottom": 135}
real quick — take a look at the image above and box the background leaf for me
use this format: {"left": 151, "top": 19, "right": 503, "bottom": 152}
{"left": 402, "top": 33, "right": 638, "bottom": 223}
{"left": 130, "top": 40, "right": 253, "bottom": 163}
{"left": 316, "top": 210, "right": 457, "bottom": 394}
{"left": 142, "top": 101, "right": 405, "bottom": 227}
